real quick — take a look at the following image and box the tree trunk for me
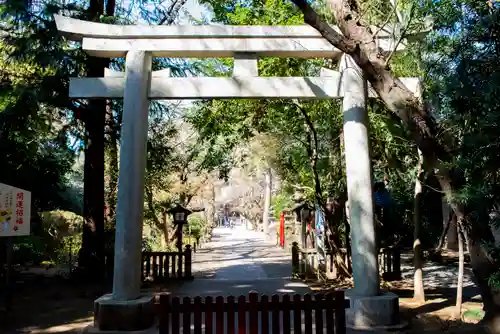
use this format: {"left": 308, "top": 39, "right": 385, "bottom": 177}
{"left": 105, "top": 100, "right": 118, "bottom": 225}
{"left": 439, "top": 198, "right": 459, "bottom": 251}
{"left": 162, "top": 211, "right": 175, "bottom": 250}
{"left": 262, "top": 168, "right": 272, "bottom": 235}
{"left": 435, "top": 200, "right": 451, "bottom": 252}
{"left": 413, "top": 149, "right": 425, "bottom": 304}
{"left": 435, "top": 171, "right": 500, "bottom": 330}
{"left": 160, "top": 211, "right": 167, "bottom": 250}
{"left": 291, "top": 0, "right": 500, "bottom": 327}
{"left": 80, "top": 95, "right": 106, "bottom": 280}
{"left": 103, "top": 0, "right": 119, "bottom": 222}
{"left": 211, "top": 182, "right": 216, "bottom": 227}
{"left": 79, "top": 0, "right": 117, "bottom": 281}
{"left": 455, "top": 222, "right": 464, "bottom": 319}
{"left": 447, "top": 213, "right": 459, "bottom": 251}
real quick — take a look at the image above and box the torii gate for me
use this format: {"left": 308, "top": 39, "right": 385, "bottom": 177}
{"left": 54, "top": 15, "right": 419, "bottom": 331}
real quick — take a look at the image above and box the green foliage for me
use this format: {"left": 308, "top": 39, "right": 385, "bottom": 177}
{"left": 0, "top": 40, "right": 79, "bottom": 212}
{"left": 11, "top": 211, "right": 83, "bottom": 265}
{"left": 423, "top": 0, "right": 500, "bottom": 286}
{"left": 187, "top": 214, "right": 208, "bottom": 239}
{"left": 271, "top": 192, "right": 294, "bottom": 220}
{"left": 40, "top": 210, "right": 83, "bottom": 264}
{"left": 188, "top": 0, "right": 426, "bottom": 246}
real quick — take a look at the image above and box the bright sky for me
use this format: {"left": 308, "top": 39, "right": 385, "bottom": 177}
{"left": 122, "top": 0, "right": 213, "bottom": 24}
{"left": 180, "top": 0, "right": 212, "bottom": 22}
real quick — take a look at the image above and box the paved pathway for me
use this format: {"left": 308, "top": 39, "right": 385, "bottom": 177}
{"left": 173, "top": 225, "right": 311, "bottom": 297}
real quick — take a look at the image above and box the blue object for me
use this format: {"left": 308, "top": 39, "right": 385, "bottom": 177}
{"left": 374, "top": 189, "right": 392, "bottom": 207}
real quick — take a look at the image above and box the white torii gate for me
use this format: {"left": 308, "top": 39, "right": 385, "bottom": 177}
{"left": 54, "top": 15, "right": 419, "bottom": 331}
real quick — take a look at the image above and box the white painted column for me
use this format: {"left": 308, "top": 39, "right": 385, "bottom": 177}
{"left": 112, "top": 50, "right": 152, "bottom": 301}
{"left": 340, "top": 54, "right": 379, "bottom": 297}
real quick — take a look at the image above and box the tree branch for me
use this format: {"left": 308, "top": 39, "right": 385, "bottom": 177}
{"left": 294, "top": 102, "right": 324, "bottom": 208}
{"left": 158, "top": 0, "right": 187, "bottom": 25}
{"left": 290, "top": 0, "right": 448, "bottom": 164}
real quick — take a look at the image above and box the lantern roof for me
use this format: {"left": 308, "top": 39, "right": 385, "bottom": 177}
{"left": 291, "top": 202, "right": 312, "bottom": 212}
{"left": 167, "top": 204, "right": 192, "bottom": 215}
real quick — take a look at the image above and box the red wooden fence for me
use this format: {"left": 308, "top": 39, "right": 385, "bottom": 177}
{"left": 159, "top": 291, "right": 348, "bottom": 334}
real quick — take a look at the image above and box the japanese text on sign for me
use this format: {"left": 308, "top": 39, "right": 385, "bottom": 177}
{"left": 0, "top": 183, "right": 31, "bottom": 237}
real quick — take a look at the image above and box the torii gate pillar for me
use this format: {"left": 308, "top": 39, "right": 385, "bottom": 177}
{"left": 340, "top": 55, "right": 401, "bottom": 330}
{"left": 94, "top": 50, "right": 156, "bottom": 331}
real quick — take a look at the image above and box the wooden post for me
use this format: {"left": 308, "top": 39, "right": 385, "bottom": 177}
{"left": 159, "top": 294, "right": 170, "bottom": 334}
{"left": 145, "top": 254, "right": 151, "bottom": 279}
{"left": 185, "top": 245, "right": 192, "bottom": 279}
{"left": 177, "top": 223, "right": 183, "bottom": 278}
{"left": 176, "top": 223, "right": 183, "bottom": 251}
{"left": 4, "top": 237, "right": 13, "bottom": 311}
{"left": 249, "top": 291, "right": 259, "bottom": 333}
{"left": 292, "top": 242, "right": 299, "bottom": 277}
{"left": 165, "top": 255, "right": 170, "bottom": 279}
{"left": 334, "top": 290, "right": 347, "bottom": 334}
{"left": 393, "top": 248, "right": 401, "bottom": 280}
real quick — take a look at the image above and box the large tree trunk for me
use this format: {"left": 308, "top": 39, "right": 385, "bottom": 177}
{"left": 79, "top": 0, "right": 116, "bottom": 281}
{"left": 438, "top": 198, "right": 459, "bottom": 251}
{"left": 435, "top": 199, "right": 451, "bottom": 252}
{"left": 80, "top": 96, "right": 106, "bottom": 280}
{"left": 105, "top": 100, "right": 118, "bottom": 225}
{"left": 413, "top": 149, "right": 425, "bottom": 304}
{"left": 436, "top": 171, "right": 500, "bottom": 327}
{"left": 291, "top": 0, "right": 500, "bottom": 327}
{"left": 79, "top": 0, "right": 107, "bottom": 280}
{"left": 447, "top": 213, "right": 459, "bottom": 251}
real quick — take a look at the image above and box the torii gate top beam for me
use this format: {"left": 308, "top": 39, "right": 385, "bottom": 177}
{"left": 54, "top": 14, "right": 397, "bottom": 41}
{"left": 54, "top": 15, "right": 405, "bottom": 59}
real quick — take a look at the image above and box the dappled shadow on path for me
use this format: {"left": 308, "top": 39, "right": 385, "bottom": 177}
{"left": 0, "top": 276, "right": 181, "bottom": 333}
{"left": 175, "top": 226, "right": 307, "bottom": 297}
{"left": 1, "top": 281, "right": 97, "bottom": 334}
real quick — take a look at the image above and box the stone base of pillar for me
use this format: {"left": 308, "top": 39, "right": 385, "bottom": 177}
{"left": 93, "top": 294, "right": 155, "bottom": 331}
{"left": 345, "top": 290, "right": 407, "bottom": 330}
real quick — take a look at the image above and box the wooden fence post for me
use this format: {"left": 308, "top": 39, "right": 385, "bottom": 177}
{"left": 185, "top": 245, "right": 193, "bottom": 280}
{"left": 334, "top": 290, "right": 347, "bottom": 334}
{"left": 159, "top": 294, "right": 170, "bottom": 334}
{"left": 292, "top": 242, "right": 299, "bottom": 277}
{"left": 177, "top": 251, "right": 183, "bottom": 279}
{"left": 393, "top": 248, "right": 401, "bottom": 280}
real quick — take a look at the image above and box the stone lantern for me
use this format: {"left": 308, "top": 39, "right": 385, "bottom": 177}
{"left": 168, "top": 204, "right": 192, "bottom": 251}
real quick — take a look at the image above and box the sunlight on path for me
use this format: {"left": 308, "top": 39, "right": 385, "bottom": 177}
{"left": 174, "top": 225, "right": 311, "bottom": 297}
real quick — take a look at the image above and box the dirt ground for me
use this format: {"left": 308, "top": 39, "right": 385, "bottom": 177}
{"left": 389, "top": 286, "right": 485, "bottom": 333}
{"left": 0, "top": 277, "right": 181, "bottom": 334}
